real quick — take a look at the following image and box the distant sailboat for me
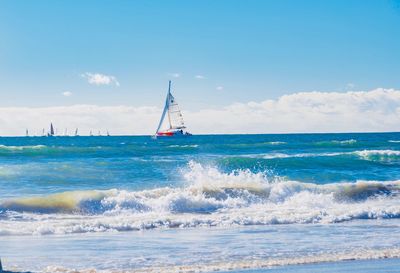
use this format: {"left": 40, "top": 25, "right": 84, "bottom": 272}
{"left": 64, "top": 128, "right": 68, "bottom": 136}
{"left": 106, "top": 130, "right": 110, "bottom": 136}
{"left": 25, "top": 129, "right": 29, "bottom": 137}
{"left": 89, "top": 130, "right": 93, "bottom": 136}
{"left": 154, "top": 81, "right": 192, "bottom": 138}
{"left": 75, "top": 128, "right": 79, "bottom": 136}
{"left": 42, "top": 128, "right": 45, "bottom": 137}
{"left": 48, "top": 123, "right": 55, "bottom": 137}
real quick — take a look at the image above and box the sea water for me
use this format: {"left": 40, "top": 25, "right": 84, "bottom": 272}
{"left": 0, "top": 133, "right": 400, "bottom": 272}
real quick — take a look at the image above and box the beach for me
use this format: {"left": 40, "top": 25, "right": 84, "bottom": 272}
{"left": 227, "top": 258, "right": 400, "bottom": 273}
{"left": 2, "top": 222, "right": 400, "bottom": 272}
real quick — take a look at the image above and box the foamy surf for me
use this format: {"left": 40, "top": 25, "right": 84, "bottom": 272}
{"left": 42, "top": 247, "right": 400, "bottom": 273}
{"left": 1, "top": 161, "right": 400, "bottom": 235}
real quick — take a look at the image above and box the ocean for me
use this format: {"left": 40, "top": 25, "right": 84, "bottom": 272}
{"left": 1, "top": 133, "right": 400, "bottom": 272}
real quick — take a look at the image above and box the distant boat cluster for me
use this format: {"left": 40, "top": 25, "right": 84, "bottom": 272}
{"left": 25, "top": 123, "right": 110, "bottom": 137}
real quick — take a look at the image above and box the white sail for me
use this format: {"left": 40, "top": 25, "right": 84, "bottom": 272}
{"left": 167, "top": 92, "right": 185, "bottom": 129}
{"left": 155, "top": 81, "right": 186, "bottom": 134}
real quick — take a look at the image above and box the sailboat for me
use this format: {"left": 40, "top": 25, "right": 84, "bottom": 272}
{"left": 74, "top": 128, "right": 79, "bottom": 137}
{"left": 48, "top": 123, "right": 55, "bottom": 137}
{"left": 154, "top": 81, "right": 192, "bottom": 138}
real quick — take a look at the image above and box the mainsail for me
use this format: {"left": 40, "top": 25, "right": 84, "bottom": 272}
{"left": 155, "top": 81, "right": 186, "bottom": 134}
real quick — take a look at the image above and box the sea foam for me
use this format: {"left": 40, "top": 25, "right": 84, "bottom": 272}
{"left": 43, "top": 247, "right": 400, "bottom": 273}
{"left": 1, "top": 161, "right": 400, "bottom": 235}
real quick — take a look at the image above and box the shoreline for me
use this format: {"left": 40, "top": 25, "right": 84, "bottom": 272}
{"left": 34, "top": 248, "right": 400, "bottom": 273}
{"left": 132, "top": 248, "right": 400, "bottom": 273}
{"left": 225, "top": 258, "right": 400, "bottom": 273}
{"left": 4, "top": 257, "right": 400, "bottom": 273}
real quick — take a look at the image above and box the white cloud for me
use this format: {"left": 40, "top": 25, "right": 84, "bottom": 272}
{"left": 1, "top": 88, "right": 399, "bottom": 136}
{"left": 195, "top": 75, "right": 205, "bottom": 79}
{"left": 187, "top": 88, "right": 400, "bottom": 134}
{"left": 62, "top": 91, "right": 72, "bottom": 97}
{"left": 168, "top": 73, "right": 181, "bottom": 78}
{"left": 216, "top": 86, "right": 224, "bottom": 91}
{"left": 81, "top": 72, "right": 120, "bottom": 86}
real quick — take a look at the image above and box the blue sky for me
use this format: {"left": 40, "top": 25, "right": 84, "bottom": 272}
{"left": 1, "top": 0, "right": 399, "bottom": 110}
{"left": 1, "top": 1, "right": 400, "bottom": 135}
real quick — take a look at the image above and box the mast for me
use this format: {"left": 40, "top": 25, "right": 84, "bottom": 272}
{"left": 75, "top": 128, "right": 78, "bottom": 136}
{"left": 154, "top": 81, "right": 172, "bottom": 135}
{"left": 167, "top": 80, "right": 172, "bottom": 129}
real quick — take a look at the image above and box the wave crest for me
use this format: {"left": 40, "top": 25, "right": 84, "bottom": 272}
{"left": 355, "top": 149, "right": 400, "bottom": 161}
{"left": 1, "top": 161, "right": 400, "bottom": 235}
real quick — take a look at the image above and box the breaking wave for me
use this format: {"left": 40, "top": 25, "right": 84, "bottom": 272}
{"left": 1, "top": 161, "right": 400, "bottom": 235}
{"left": 355, "top": 149, "right": 400, "bottom": 161}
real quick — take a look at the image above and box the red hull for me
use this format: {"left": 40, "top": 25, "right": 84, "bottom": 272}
{"left": 157, "top": 131, "right": 175, "bottom": 136}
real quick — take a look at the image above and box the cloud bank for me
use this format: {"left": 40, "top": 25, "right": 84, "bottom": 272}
{"left": 81, "top": 72, "right": 120, "bottom": 86}
{"left": 0, "top": 88, "right": 399, "bottom": 136}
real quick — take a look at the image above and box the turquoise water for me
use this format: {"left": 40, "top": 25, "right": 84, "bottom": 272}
{"left": 1, "top": 133, "right": 400, "bottom": 272}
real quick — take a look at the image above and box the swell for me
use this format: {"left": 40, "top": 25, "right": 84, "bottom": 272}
{"left": 0, "top": 145, "right": 109, "bottom": 156}
{"left": 314, "top": 139, "right": 358, "bottom": 146}
{"left": 0, "top": 143, "right": 199, "bottom": 157}
{"left": 227, "top": 149, "right": 400, "bottom": 162}
{"left": 224, "top": 139, "right": 359, "bottom": 149}
{"left": 217, "top": 149, "right": 400, "bottom": 176}
{"left": 1, "top": 162, "right": 400, "bottom": 235}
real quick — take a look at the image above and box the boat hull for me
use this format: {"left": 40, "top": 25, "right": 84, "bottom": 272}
{"left": 155, "top": 130, "right": 192, "bottom": 138}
